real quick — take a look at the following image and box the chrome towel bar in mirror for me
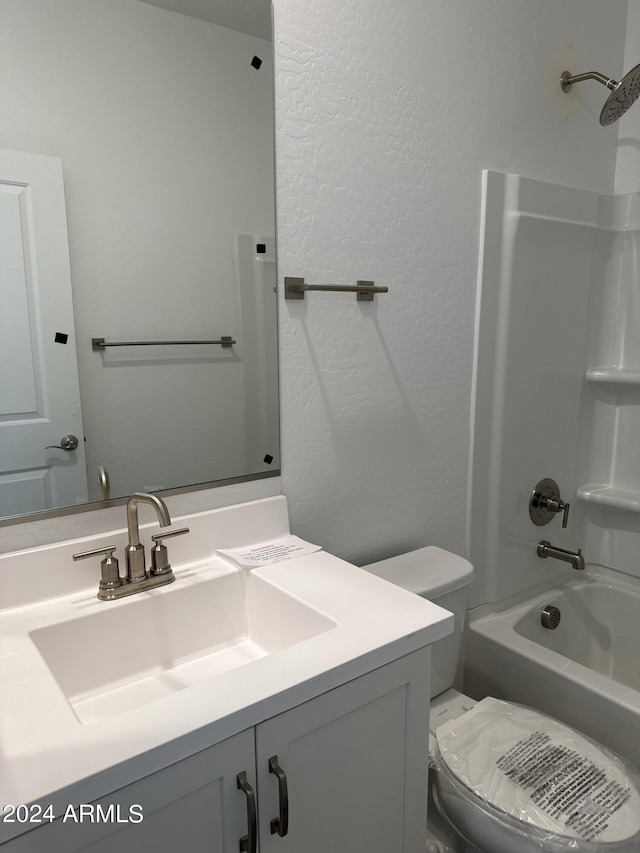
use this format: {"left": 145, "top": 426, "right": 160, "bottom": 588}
{"left": 284, "top": 276, "right": 388, "bottom": 302}
{"left": 91, "top": 336, "right": 236, "bottom": 351}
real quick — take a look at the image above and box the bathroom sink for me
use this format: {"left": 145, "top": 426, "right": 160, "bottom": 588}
{"left": 29, "top": 566, "right": 335, "bottom": 725}
{"left": 1, "top": 496, "right": 454, "bottom": 841}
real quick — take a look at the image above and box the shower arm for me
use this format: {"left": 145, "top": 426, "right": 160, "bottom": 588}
{"left": 561, "top": 70, "right": 618, "bottom": 93}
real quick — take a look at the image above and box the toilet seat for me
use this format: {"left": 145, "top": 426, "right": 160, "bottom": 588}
{"left": 432, "top": 697, "right": 640, "bottom": 853}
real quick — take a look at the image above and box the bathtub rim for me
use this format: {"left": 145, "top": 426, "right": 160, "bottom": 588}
{"left": 468, "top": 562, "right": 640, "bottom": 619}
{"left": 465, "top": 563, "right": 640, "bottom": 715}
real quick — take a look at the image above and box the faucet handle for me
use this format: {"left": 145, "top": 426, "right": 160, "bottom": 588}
{"left": 73, "top": 545, "right": 123, "bottom": 599}
{"left": 150, "top": 527, "right": 190, "bottom": 575}
{"left": 545, "top": 497, "right": 570, "bottom": 528}
{"left": 529, "top": 478, "right": 571, "bottom": 528}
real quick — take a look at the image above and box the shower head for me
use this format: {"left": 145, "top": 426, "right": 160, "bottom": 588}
{"left": 560, "top": 63, "right": 640, "bottom": 125}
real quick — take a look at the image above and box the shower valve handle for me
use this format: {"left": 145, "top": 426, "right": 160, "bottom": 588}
{"left": 540, "top": 496, "right": 570, "bottom": 528}
{"left": 529, "top": 478, "right": 570, "bottom": 528}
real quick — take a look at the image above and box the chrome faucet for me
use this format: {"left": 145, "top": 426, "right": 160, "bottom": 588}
{"left": 537, "top": 540, "right": 585, "bottom": 571}
{"left": 73, "top": 492, "right": 189, "bottom": 600}
{"left": 125, "top": 492, "right": 172, "bottom": 581}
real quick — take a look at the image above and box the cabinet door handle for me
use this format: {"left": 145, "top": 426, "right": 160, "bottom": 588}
{"left": 236, "top": 771, "right": 257, "bottom": 853}
{"left": 268, "top": 755, "right": 289, "bottom": 837}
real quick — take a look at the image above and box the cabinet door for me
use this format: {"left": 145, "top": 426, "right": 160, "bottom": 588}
{"left": 2, "top": 728, "right": 256, "bottom": 853}
{"left": 255, "top": 649, "right": 430, "bottom": 853}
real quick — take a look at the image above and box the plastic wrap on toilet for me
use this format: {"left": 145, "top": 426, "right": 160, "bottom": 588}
{"left": 431, "top": 697, "right": 640, "bottom": 851}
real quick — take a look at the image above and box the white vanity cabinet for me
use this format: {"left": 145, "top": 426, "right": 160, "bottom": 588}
{"left": 2, "top": 650, "right": 429, "bottom": 853}
{"left": 2, "top": 729, "right": 255, "bottom": 853}
{"left": 255, "top": 649, "right": 429, "bottom": 853}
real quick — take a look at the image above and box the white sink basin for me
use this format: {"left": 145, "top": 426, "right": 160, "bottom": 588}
{"left": 29, "top": 566, "right": 335, "bottom": 725}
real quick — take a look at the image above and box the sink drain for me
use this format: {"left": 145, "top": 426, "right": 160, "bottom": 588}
{"left": 541, "top": 605, "right": 561, "bottom": 630}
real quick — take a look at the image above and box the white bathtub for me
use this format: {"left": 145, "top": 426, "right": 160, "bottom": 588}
{"left": 464, "top": 567, "right": 640, "bottom": 770}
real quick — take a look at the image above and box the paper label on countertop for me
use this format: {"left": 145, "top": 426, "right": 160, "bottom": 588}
{"left": 216, "top": 536, "right": 321, "bottom": 568}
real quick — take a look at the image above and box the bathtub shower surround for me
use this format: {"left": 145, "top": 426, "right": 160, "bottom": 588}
{"left": 470, "top": 171, "right": 640, "bottom": 608}
{"left": 580, "top": 193, "right": 640, "bottom": 577}
{"left": 470, "top": 170, "right": 596, "bottom": 608}
{"left": 467, "top": 171, "right": 640, "bottom": 770}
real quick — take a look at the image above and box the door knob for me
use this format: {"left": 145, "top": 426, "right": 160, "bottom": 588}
{"left": 46, "top": 434, "right": 79, "bottom": 451}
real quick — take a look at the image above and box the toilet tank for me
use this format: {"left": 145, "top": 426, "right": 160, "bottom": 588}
{"left": 362, "top": 547, "right": 474, "bottom": 698}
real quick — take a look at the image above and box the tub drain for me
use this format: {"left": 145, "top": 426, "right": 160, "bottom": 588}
{"left": 541, "top": 605, "right": 561, "bottom": 629}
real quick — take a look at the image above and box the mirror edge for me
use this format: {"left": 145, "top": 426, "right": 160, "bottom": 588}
{"left": 0, "top": 469, "right": 281, "bottom": 528}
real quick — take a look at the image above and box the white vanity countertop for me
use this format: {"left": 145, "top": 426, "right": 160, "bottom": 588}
{"left": 0, "top": 496, "right": 452, "bottom": 843}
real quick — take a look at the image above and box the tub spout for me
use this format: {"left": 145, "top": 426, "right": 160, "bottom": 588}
{"left": 537, "top": 540, "right": 585, "bottom": 571}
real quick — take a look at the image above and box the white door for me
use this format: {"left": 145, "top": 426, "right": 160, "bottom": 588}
{"left": 0, "top": 148, "right": 88, "bottom": 517}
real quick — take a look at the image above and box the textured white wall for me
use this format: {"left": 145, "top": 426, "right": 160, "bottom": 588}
{"left": 0, "top": 0, "right": 628, "bottom": 561}
{"left": 272, "top": 0, "right": 626, "bottom": 566}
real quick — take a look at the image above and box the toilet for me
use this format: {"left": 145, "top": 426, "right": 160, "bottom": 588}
{"left": 363, "top": 548, "right": 640, "bottom": 853}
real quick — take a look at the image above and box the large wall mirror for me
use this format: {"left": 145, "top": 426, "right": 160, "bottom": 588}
{"left": 0, "top": 0, "right": 279, "bottom": 525}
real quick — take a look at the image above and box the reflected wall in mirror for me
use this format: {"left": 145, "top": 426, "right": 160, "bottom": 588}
{"left": 0, "top": 0, "right": 279, "bottom": 524}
